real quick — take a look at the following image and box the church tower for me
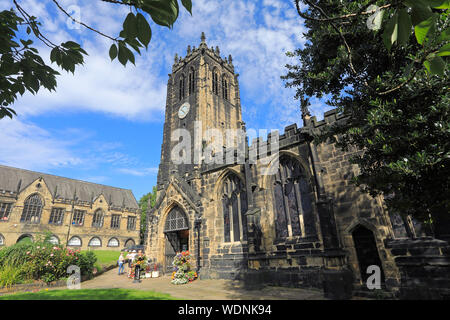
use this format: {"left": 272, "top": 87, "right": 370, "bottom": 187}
{"left": 157, "top": 33, "right": 244, "bottom": 190}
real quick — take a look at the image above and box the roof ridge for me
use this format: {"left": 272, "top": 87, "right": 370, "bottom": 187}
{"left": 0, "top": 164, "right": 133, "bottom": 193}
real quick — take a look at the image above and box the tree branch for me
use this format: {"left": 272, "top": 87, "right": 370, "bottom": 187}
{"left": 13, "top": 0, "right": 58, "bottom": 49}
{"left": 52, "top": 0, "right": 118, "bottom": 42}
{"left": 295, "top": 0, "right": 392, "bottom": 23}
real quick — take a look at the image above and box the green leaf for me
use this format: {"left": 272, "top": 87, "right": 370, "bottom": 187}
{"left": 410, "top": 4, "right": 433, "bottom": 26}
{"left": 118, "top": 42, "right": 128, "bottom": 66}
{"left": 123, "top": 12, "right": 138, "bottom": 39}
{"left": 181, "top": 0, "right": 192, "bottom": 14}
{"left": 142, "top": 0, "right": 179, "bottom": 28}
{"left": 126, "top": 46, "right": 136, "bottom": 65}
{"left": 438, "top": 27, "right": 450, "bottom": 42}
{"left": 50, "top": 47, "right": 59, "bottom": 63}
{"left": 109, "top": 43, "right": 118, "bottom": 61}
{"left": 437, "top": 43, "right": 450, "bottom": 57}
{"left": 414, "top": 15, "right": 434, "bottom": 45}
{"left": 136, "top": 13, "right": 152, "bottom": 48}
{"left": 398, "top": 9, "right": 412, "bottom": 46}
{"left": 424, "top": 55, "right": 446, "bottom": 76}
{"left": 421, "top": 0, "right": 450, "bottom": 8}
{"left": 382, "top": 13, "right": 398, "bottom": 51}
{"left": 62, "top": 41, "right": 81, "bottom": 49}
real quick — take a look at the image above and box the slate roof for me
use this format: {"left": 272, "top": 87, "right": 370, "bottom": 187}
{"left": 0, "top": 165, "right": 139, "bottom": 210}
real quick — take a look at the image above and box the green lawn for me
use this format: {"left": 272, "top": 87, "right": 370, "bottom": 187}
{"left": 87, "top": 250, "right": 122, "bottom": 266}
{"left": 0, "top": 288, "right": 177, "bottom": 300}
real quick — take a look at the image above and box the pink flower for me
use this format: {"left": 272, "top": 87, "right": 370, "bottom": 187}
{"left": 26, "top": 251, "right": 30, "bottom": 255}
{"left": 37, "top": 246, "right": 40, "bottom": 249}
{"left": 50, "top": 253, "right": 54, "bottom": 257}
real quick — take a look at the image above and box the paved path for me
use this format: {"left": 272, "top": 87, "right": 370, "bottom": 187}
{"left": 79, "top": 266, "right": 326, "bottom": 300}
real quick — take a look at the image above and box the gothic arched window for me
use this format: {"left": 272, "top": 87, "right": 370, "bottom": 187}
{"left": 222, "top": 174, "right": 248, "bottom": 242}
{"left": 88, "top": 237, "right": 102, "bottom": 247}
{"left": 125, "top": 238, "right": 135, "bottom": 247}
{"left": 164, "top": 207, "right": 189, "bottom": 232}
{"left": 48, "top": 235, "right": 59, "bottom": 245}
{"left": 188, "top": 68, "right": 195, "bottom": 95}
{"left": 68, "top": 236, "right": 82, "bottom": 247}
{"left": 92, "top": 209, "right": 104, "bottom": 228}
{"left": 273, "top": 156, "right": 315, "bottom": 238}
{"left": 222, "top": 76, "right": 228, "bottom": 100}
{"left": 212, "top": 70, "right": 219, "bottom": 95}
{"left": 179, "top": 74, "right": 185, "bottom": 100}
{"left": 20, "top": 194, "right": 43, "bottom": 224}
{"left": 108, "top": 237, "right": 119, "bottom": 247}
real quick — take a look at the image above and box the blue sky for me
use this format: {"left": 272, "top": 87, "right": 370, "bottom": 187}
{"left": 0, "top": 0, "right": 331, "bottom": 201}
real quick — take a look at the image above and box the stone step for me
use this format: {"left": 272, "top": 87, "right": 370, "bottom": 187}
{"left": 352, "top": 287, "right": 397, "bottom": 300}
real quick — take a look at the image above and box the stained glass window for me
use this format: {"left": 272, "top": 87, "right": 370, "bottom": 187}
{"left": 72, "top": 210, "right": 85, "bottom": 226}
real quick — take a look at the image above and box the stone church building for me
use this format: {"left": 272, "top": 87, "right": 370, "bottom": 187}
{"left": 146, "top": 34, "right": 450, "bottom": 298}
{"left": 0, "top": 165, "right": 140, "bottom": 250}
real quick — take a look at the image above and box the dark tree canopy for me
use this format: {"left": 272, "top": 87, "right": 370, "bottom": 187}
{"left": 138, "top": 186, "right": 157, "bottom": 244}
{"left": 283, "top": 1, "right": 449, "bottom": 226}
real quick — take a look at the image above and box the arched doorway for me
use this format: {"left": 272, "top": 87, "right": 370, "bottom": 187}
{"left": 164, "top": 206, "right": 189, "bottom": 273}
{"left": 352, "top": 225, "right": 385, "bottom": 285}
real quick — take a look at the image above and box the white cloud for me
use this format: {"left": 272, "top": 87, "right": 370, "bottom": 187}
{"left": 172, "top": 0, "right": 308, "bottom": 128}
{"left": 0, "top": 118, "right": 142, "bottom": 173}
{"left": 0, "top": 118, "right": 82, "bottom": 171}
{"left": 6, "top": 0, "right": 309, "bottom": 127}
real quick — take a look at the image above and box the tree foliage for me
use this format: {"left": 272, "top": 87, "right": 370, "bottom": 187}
{"left": 138, "top": 186, "right": 157, "bottom": 244}
{"left": 283, "top": 1, "right": 449, "bottom": 225}
{"left": 0, "top": 0, "right": 193, "bottom": 119}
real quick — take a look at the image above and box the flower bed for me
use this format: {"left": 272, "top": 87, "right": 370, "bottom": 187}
{"left": 171, "top": 251, "right": 197, "bottom": 285}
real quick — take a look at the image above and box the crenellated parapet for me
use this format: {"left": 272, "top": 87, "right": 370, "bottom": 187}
{"left": 171, "top": 32, "right": 235, "bottom": 75}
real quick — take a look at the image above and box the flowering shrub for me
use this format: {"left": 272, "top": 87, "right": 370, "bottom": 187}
{"left": 170, "top": 251, "right": 197, "bottom": 285}
{"left": 0, "top": 234, "right": 97, "bottom": 285}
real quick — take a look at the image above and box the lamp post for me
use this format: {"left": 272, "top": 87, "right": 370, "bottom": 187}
{"left": 65, "top": 190, "right": 77, "bottom": 247}
{"left": 194, "top": 218, "right": 201, "bottom": 274}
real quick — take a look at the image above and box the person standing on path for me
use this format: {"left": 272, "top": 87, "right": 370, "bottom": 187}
{"left": 126, "top": 251, "right": 132, "bottom": 269}
{"left": 118, "top": 252, "right": 125, "bottom": 275}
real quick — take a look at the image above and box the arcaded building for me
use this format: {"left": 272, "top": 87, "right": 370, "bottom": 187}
{"left": 0, "top": 165, "right": 140, "bottom": 250}
{"left": 146, "top": 34, "right": 450, "bottom": 298}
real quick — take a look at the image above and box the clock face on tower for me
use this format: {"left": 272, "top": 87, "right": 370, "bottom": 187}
{"left": 178, "top": 102, "right": 190, "bottom": 119}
